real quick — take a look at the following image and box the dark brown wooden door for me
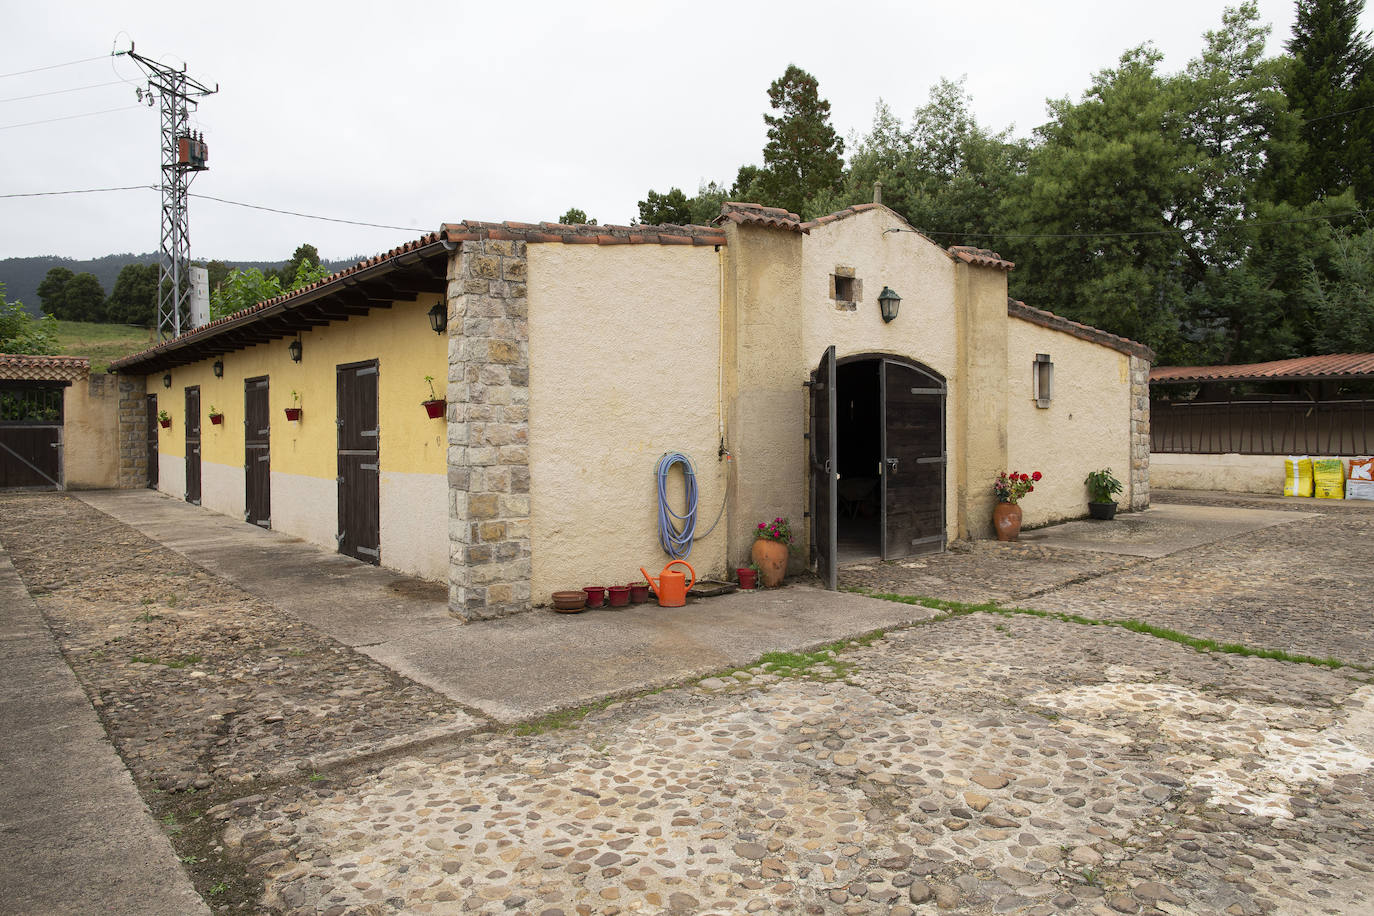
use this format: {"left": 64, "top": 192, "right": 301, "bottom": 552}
{"left": 0, "top": 384, "right": 63, "bottom": 489}
{"left": 244, "top": 377, "right": 270, "bottom": 528}
{"left": 185, "top": 386, "right": 201, "bottom": 504}
{"left": 337, "top": 361, "right": 380, "bottom": 564}
{"left": 809, "top": 346, "right": 838, "bottom": 589}
{"left": 881, "top": 360, "right": 945, "bottom": 559}
{"left": 146, "top": 395, "right": 159, "bottom": 489}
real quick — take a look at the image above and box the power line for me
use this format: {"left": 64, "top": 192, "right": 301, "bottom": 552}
{"left": 189, "top": 193, "right": 427, "bottom": 232}
{"left": 0, "top": 185, "right": 154, "bottom": 199}
{"left": 0, "top": 54, "right": 107, "bottom": 80}
{"left": 1302, "top": 103, "right": 1374, "bottom": 125}
{"left": 0, "top": 104, "right": 143, "bottom": 131}
{"left": 0, "top": 79, "right": 126, "bottom": 104}
{"left": 900, "top": 209, "right": 1368, "bottom": 242}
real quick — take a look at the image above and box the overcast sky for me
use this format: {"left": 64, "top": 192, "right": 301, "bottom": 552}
{"left": 3, "top": 0, "right": 1371, "bottom": 263}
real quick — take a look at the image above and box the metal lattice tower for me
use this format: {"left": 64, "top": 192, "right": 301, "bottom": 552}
{"left": 123, "top": 45, "right": 216, "bottom": 340}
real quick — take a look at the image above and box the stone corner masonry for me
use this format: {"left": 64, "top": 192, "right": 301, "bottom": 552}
{"left": 446, "top": 239, "right": 532, "bottom": 621}
{"left": 1129, "top": 355, "right": 1151, "bottom": 511}
{"left": 116, "top": 374, "right": 149, "bottom": 489}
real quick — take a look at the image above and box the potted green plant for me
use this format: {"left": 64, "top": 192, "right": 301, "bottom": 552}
{"left": 157, "top": 409, "right": 171, "bottom": 429}
{"left": 992, "top": 470, "right": 1041, "bottom": 541}
{"left": 1085, "top": 468, "right": 1123, "bottom": 520}
{"left": 750, "top": 518, "right": 793, "bottom": 587}
{"left": 285, "top": 390, "right": 302, "bottom": 422}
{"left": 422, "top": 375, "right": 446, "bottom": 419}
{"left": 208, "top": 405, "right": 224, "bottom": 425}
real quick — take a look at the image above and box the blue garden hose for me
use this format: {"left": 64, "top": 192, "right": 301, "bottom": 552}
{"left": 655, "top": 452, "right": 698, "bottom": 558}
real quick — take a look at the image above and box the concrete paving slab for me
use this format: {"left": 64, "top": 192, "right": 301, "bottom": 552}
{"left": 75, "top": 489, "right": 939, "bottom": 722}
{"left": 0, "top": 547, "right": 208, "bottom": 916}
{"left": 1017, "top": 502, "right": 1313, "bottom": 557}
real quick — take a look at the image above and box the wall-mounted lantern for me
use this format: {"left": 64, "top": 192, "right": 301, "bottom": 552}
{"left": 288, "top": 337, "right": 303, "bottom": 363}
{"left": 212, "top": 359, "right": 224, "bottom": 378}
{"left": 878, "top": 286, "right": 902, "bottom": 323}
{"left": 163, "top": 373, "right": 172, "bottom": 388}
{"left": 428, "top": 301, "right": 448, "bottom": 335}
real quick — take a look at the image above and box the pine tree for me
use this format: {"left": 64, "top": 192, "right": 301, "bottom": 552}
{"left": 757, "top": 65, "right": 844, "bottom": 218}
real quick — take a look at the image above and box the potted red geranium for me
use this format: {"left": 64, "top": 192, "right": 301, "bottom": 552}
{"left": 992, "top": 470, "right": 1042, "bottom": 541}
{"left": 749, "top": 517, "right": 793, "bottom": 587}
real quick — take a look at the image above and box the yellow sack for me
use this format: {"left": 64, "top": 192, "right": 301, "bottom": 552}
{"left": 1284, "top": 456, "right": 1313, "bottom": 497}
{"left": 1314, "top": 458, "right": 1345, "bottom": 499}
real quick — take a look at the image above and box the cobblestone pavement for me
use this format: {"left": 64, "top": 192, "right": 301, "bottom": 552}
{"left": 5, "top": 490, "right": 1374, "bottom": 915}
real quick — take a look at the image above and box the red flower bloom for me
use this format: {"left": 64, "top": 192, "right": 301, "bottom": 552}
{"left": 1031, "top": 471, "right": 1042, "bottom": 481}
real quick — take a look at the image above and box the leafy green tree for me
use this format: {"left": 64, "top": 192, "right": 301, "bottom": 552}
{"left": 60, "top": 272, "right": 107, "bottom": 322}
{"left": 209, "top": 268, "right": 282, "bottom": 320}
{"left": 35, "top": 266, "right": 73, "bottom": 317}
{"left": 1279, "top": 0, "right": 1374, "bottom": 204}
{"left": 755, "top": 64, "right": 844, "bottom": 218}
{"left": 106, "top": 262, "right": 159, "bottom": 326}
{"left": 687, "top": 180, "right": 729, "bottom": 225}
{"left": 1305, "top": 222, "right": 1374, "bottom": 352}
{"left": 636, "top": 188, "right": 693, "bottom": 225}
{"left": 559, "top": 208, "right": 596, "bottom": 225}
{"left": 0, "top": 283, "right": 58, "bottom": 355}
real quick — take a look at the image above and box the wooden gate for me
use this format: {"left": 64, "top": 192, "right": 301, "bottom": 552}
{"left": 146, "top": 395, "right": 159, "bottom": 489}
{"left": 336, "top": 361, "right": 380, "bottom": 564}
{"left": 880, "top": 359, "right": 945, "bottom": 558}
{"left": 0, "top": 383, "right": 63, "bottom": 489}
{"left": 809, "top": 346, "right": 838, "bottom": 589}
{"left": 185, "top": 386, "right": 201, "bottom": 504}
{"left": 244, "top": 377, "right": 270, "bottom": 527}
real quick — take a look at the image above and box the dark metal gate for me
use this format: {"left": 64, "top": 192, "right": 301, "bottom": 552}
{"left": 146, "top": 395, "right": 159, "bottom": 489}
{"left": 336, "top": 360, "right": 380, "bottom": 564}
{"left": 185, "top": 386, "right": 201, "bottom": 504}
{"left": 244, "top": 377, "right": 270, "bottom": 528}
{"left": 809, "top": 346, "right": 838, "bottom": 590}
{"left": 0, "top": 383, "right": 63, "bottom": 489}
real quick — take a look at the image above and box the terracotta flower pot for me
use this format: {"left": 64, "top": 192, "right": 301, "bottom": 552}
{"left": 993, "top": 502, "right": 1022, "bottom": 541}
{"left": 607, "top": 585, "right": 631, "bottom": 607}
{"left": 629, "top": 583, "right": 649, "bottom": 604}
{"left": 582, "top": 586, "right": 606, "bottom": 609}
{"left": 284, "top": 407, "right": 302, "bottom": 421}
{"left": 737, "top": 567, "right": 758, "bottom": 590}
{"left": 750, "top": 538, "right": 788, "bottom": 587}
{"left": 423, "top": 398, "right": 446, "bottom": 419}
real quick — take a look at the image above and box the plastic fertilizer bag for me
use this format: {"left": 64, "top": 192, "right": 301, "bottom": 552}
{"left": 1313, "top": 458, "right": 1345, "bottom": 499}
{"left": 1284, "top": 456, "right": 1313, "bottom": 497}
{"left": 1348, "top": 457, "right": 1374, "bottom": 500}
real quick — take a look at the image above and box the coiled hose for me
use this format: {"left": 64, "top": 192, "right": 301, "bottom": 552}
{"left": 655, "top": 452, "right": 698, "bottom": 558}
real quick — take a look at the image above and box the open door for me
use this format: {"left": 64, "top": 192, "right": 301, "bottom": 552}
{"left": 337, "top": 360, "right": 380, "bottom": 564}
{"left": 184, "top": 386, "right": 201, "bottom": 505}
{"left": 881, "top": 359, "right": 946, "bottom": 558}
{"left": 244, "top": 376, "right": 270, "bottom": 528}
{"left": 809, "top": 346, "right": 838, "bottom": 589}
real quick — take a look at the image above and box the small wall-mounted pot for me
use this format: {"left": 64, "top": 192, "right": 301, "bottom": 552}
{"left": 159, "top": 418, "right": 172, "bottom": 429}
{"left": 209, "top": 413, "right": 224, "bottom": 426}
{"left": 422, "top": 398, "right": 446, "bottom": 420}
{"left": 284, "top": 407, "right": 302, "bottom": 422}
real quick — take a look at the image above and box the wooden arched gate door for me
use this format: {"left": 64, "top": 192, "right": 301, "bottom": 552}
{"left": 810, "top": 349, "right": 946, "bottom": 589}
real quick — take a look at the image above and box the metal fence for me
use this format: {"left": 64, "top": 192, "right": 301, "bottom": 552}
{"left": 1151, "top": 398, "right": 1374, "bottom": 455}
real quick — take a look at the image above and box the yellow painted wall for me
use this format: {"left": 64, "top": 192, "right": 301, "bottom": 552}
{"left": 1149, "top": 452, "right": 1288, "bottom": 494}
{"left": 144, "top": 296, "right": 448, "bottom": 575}
{"left": 527, "top": 244, "right": 727, "bottom": 601}
{"left": 62, "top": 373, "right": 120, "bottom": 488}
{"left": 1006, "top": 316, "right": 1132, "bottom": 526}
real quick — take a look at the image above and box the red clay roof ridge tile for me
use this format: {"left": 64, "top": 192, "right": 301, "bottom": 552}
{"left": 1151, "top": 353, "right": 1374, "bottom": 382}
{"left": 1007, "top": 298, "right": 1154, "bottom": 362}
{"left": 949, "top": 246, "right": 1015, "bottom": 271}
{"left": 0, "top": 353, "right": 91, "bottom": 381}
{"left": 440, "top": 220, "right": 726, "bottom": 246}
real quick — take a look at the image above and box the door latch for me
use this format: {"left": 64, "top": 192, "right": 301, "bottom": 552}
{"left": 886, "top": 457, "right": 900, "bottom": 472}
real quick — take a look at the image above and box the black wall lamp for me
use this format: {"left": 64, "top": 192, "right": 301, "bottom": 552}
{"left": 162, "top": 373, "right": 172, "bottom": 388}
{"left": 878, "top": 286, "right": 902, "bottom": 323}
{"left": 288, "top": 337, "right": 303, "bottom": 363}
{"left": 212, "top": 359, "right": 224, "bottom": 377}
{"left": 428, "top": 301, "right": 448, "bottom": 334}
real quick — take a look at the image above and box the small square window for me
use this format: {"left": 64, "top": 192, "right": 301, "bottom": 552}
{"left": 1033, "top": 353, "right": 1054, "bottom": 408}
{"left": 835, "top": 275, "right": 855, "bottom": 302}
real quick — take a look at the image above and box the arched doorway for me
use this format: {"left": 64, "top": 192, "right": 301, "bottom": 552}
{"left": 810, "top": 349, "right": 946, "bottom": 588}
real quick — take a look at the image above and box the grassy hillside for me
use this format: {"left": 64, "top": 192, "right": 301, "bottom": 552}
{"left": 53, "top": 321, "right": 156, "bottom": 373}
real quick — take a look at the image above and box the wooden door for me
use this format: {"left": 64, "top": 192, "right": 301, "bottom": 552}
{"left": 244, "top": 377, "right": 270, "bottom": 528}
{"left": 184, "top": 386, "right": 201, "bottom": 504}
{"left": 146, "top": 395, "right": 159, "bottom": 488}
{"left": 0, "top": 383, "right": 63, "bottom": 488}
{"left": 881, "top": 360, "right": 945, "bottom": 559}
{"left": 336, "top": 361, "right": 380, "bottom": 564}
{"left": 809, "top": 346, "right": 838, "bottom": 589}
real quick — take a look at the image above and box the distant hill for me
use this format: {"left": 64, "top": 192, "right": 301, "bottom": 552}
{"left": 1, "top": 252, "right": 361, "bottom": 317}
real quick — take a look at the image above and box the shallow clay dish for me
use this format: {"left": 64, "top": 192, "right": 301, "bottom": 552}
{"left": 551, "top": 590, "right": 587, "bottom": 612}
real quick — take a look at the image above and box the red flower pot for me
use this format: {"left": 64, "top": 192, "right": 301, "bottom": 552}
{"left": 284, "top": 407, "right": 302, "bottom": 421}
{"left": 582, "top": 586, "right": 606, "bottom": 609}
{"left": 209, "top": 414, "right": 224, "bottom": 425}
{"left": 629, "top": 583, "right": 649, "bottom": 603}
{"left": 607, "top": 585, "right": 631, "bottom": 607}
{"left": 737, "top": 568, "right": 758, "bottom": 590}
{"left": 423, "top": 398, "right": 446, "bottom": 419}
{"left": 159, "top": 418, "right": 171, "bottom": 429}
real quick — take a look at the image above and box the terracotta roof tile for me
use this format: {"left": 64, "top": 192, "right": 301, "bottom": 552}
{"left": 797, "top": 201, "right": 887, "bottom": 231}
{"left": 1151, "top": 353, "right": 1374, "bottom": 383}
{"left": 949, "top": 246, "right": 1015, "bottom": 271}
{"left": 0, "top": 353, "right": 90, "bottom": 382}
{"left": 1006, "top": 299, "right": 1154, "bottom": 362}
{"left": 440, "top": 220, "right": 727, "bottom": 247}
{"left": 715, "top": 202, "right": 806, "bottom": 232}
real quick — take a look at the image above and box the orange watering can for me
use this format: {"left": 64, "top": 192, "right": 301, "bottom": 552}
{"left": 639, "top": 560, "right": 695, "bottom": 608}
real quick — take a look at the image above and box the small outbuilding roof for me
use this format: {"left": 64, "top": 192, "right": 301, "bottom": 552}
{"left": 1150, "top": 353, "right": 1374, "bottom": 384}
{"left": 0, "top": 353, "right": 90, "bottom": 382}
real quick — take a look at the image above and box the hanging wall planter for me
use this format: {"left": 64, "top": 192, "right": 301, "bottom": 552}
{"left": 284, "top": 407, "right": 302, "bottom": 421}
{"left": 209, "top": 411, "right": 224, "bottom": 426}
{"left": 422, "top": 398, "right": 446, "bottom": 420}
